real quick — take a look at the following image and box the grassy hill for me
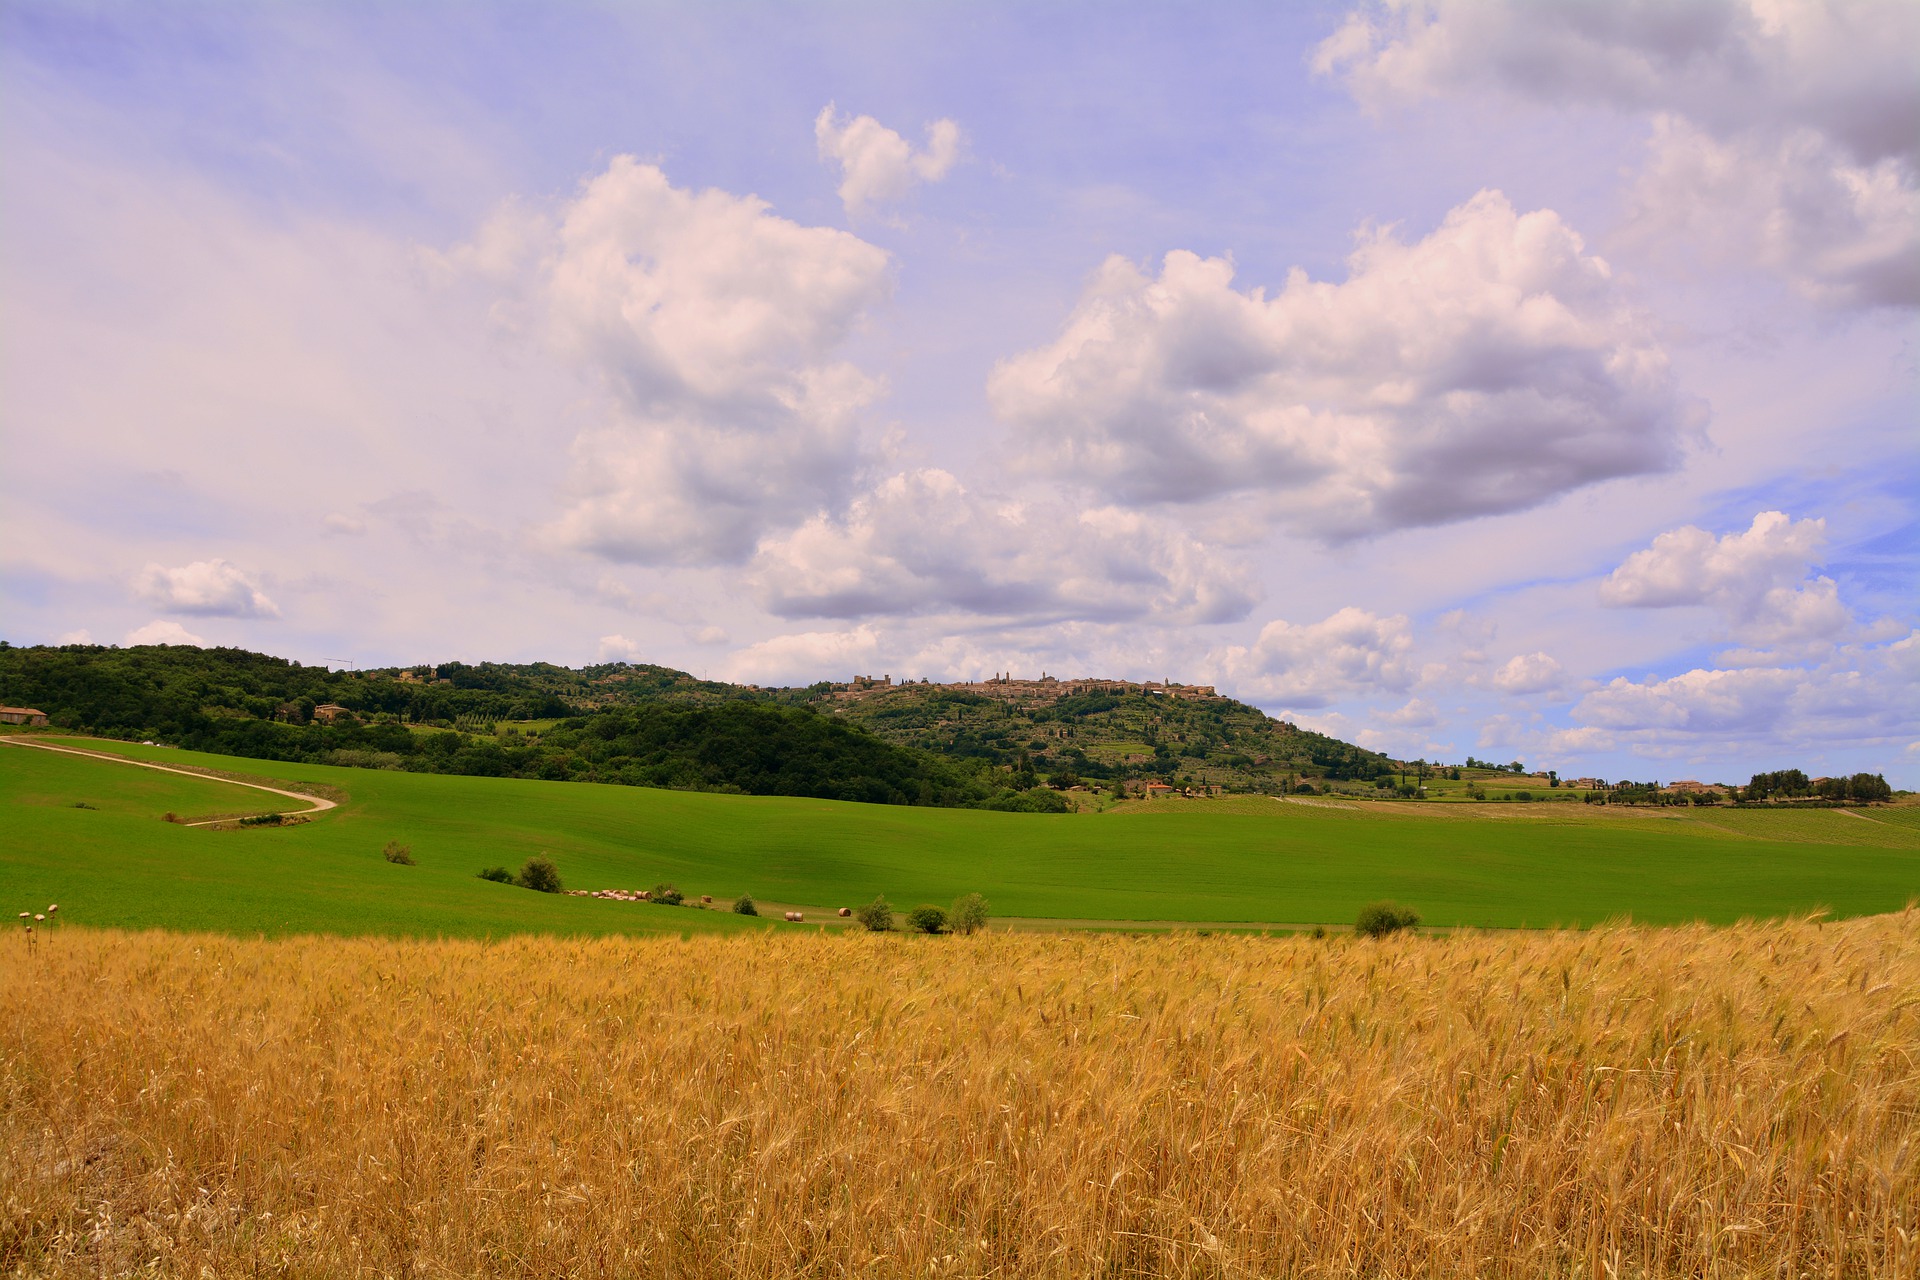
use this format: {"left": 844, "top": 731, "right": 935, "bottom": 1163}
{"left": 786, "top": 678, "right": 1393, "bottom": 793}
{"left": 0, "top": 642, "right": 1397, "bottom": 799}
{"left": 4, "top": 735, "right": 1916, "bottom": 938}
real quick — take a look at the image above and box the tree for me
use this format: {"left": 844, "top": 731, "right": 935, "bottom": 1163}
{"left": 650, "top": 882, "right": 684, "bottom": 906}
{"left": 905, "top": 904, "right": 947, "bottom": 934}
{"left": 1848, "top": 772, "right": 1893, "bottom": 802}
{"left": 732, "top": 894, "right": 759, "bottom": 916}
{"left": 1354, "top": 901, "right": 1420, "bottom": 938}
{"left": 855, "top": 895, "right": 894, "bottom": 932}
{"left": 516, "top": 854, "right": 562, "bottom": 893}
{"left": 949, "top": 892, "right": 990, "bottom": 935}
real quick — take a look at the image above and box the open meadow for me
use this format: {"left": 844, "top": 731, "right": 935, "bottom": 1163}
{"left": 4, "top": 915, "right": 1916, "bottom": 1277}
{"left": 2, "top": 735, "right": 1917, "bottom": 936}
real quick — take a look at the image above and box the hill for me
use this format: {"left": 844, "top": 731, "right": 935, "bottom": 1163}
{"left": 784, "top": 673, "right": 1393, "bottom": 793}
{"left": 5, "top": 736, "right": 1917, "bottom": 938}
{"left": 0, "top": 642, "right": 1392, "bottom": 801}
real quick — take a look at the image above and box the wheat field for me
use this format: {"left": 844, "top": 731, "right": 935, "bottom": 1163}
{"left": 4, "top": 915, "right": 1916, "bottom": 1277}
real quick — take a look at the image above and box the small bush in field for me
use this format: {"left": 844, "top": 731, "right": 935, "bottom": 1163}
{"left": 1355, "top": 901, "right": 1420, "bottom": 938}
{"left": 383, "top": 841, "right": 414, "bottom": 865}
{"left": 855, "top": 896, "right": 893, "bottom": 932}
{"left": 650, "top": 883, "right": 684, "bottom": 906}
{"left": 517, "top": 855, "right": 563, "bottom": 894}
{"left": 732, "top": 895, "right": 759, "bottom": 916}
{"left": 948, "top": 892, "right": 990, "bottom": 935}
{"left": 905, "top": 905, "right": 947, "bottom": 935}
{"left": 477, "top": 866, "right": 514, "bottom": 884}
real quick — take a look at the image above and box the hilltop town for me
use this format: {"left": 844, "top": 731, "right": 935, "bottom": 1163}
{"left": 785, "top": 669, "right": 1388, "bottom": 796}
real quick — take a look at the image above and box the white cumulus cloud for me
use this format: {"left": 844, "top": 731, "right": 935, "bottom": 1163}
{"left": 750, "top": 469, "right": 1257, "bottom": 625}
{"left": 444, "top": 157, "right": 894, "bottom": 567}
{"left": 720, "top": 624, "right": 884, "bottom": 687}
{"left": 991, "top": 190, "right": 1690, "bottom": 538}
{"left": 1210, "top": 607, "right": 1418, "bottom": 707}
{"left": 1317, "top": 0, "right": 1920, "bottom": 308}
{"left": 1599, "top": 511, "right": 1851, "bottom": 648}
{"left": 597, "top": 634, "right": 646, "bottom": 663}
{"left": 815, "top": 105, "right": 961, "bottom": 215}
{"left": 1566, "top": 630, "right": 1920, "bottom": 757}
{"left": 132, "top": 559, "right": 279, "bottom": 617}
{"left": 1491, "top": 651, "right": 1564, "bottom": 695}
{"left": 1625, "top": 115, "right": 1919, "bottom": 309}
{"left": 124, "top": 619, "right": 208, "bottom": 647}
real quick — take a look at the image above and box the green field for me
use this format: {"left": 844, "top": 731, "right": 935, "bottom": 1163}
{"left": 3, "top": 736, "right": 1917, "bottom": 937}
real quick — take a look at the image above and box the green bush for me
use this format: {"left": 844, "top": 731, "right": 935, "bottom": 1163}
{"left": 1354, "top": 901, "right": 1420, "bottom": 938}
{"left": 905, "top": 904, "right": 947, "bottom": 934}
{"left": 732, "top": 894, "right": 759, "bottom": 916}
{"left": 477, "top": 866, "right": 514, "bottom": 884}
{"left": 382, "top": 840, "right": 414, "bottom": 865}
{"left": 855, "top": 895, "right": 893, "bottom": 932}
{"left": 948, "top": 892, "right": 990, "bottom": 935}
{"left": 517, "top": 855, "right": 563, "bottom": 894}
{"left": 650, "top": 883, "right": 684, "bottom": 906}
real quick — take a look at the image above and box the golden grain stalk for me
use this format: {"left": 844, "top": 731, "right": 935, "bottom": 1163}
{"left": 2, "top": 914, "right": 1915, "bottom": 1277}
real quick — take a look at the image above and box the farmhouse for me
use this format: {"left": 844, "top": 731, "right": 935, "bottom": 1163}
{"left": 0, "top": 706, "right": 48, "bottom": 726}
{"left": 311, "top": 703, "right": 352, "bottom": 724}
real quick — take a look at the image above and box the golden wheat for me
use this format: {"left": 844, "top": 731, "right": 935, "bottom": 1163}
{"left": 3, "top": 914, "right": 1916, "bottom": 1277}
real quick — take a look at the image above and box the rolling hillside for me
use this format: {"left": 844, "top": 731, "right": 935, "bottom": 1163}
{"left": 4, "top": 736, "right": 1916, "bottom": 938}
{"left": 0, "top": 642, "right": 1392, "bottom": 799}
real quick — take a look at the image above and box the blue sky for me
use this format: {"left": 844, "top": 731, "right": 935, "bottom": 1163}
{"left": 3, "top": 0, "right": 1915, "bottom": 784}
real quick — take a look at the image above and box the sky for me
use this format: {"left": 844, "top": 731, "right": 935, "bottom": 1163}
{"left": 2, "top": 0, "right": 1916, "bottom": 785}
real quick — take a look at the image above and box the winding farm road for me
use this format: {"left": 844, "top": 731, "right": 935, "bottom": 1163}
{"left": 0, "top": 737, "right": 337, "bottom": 821}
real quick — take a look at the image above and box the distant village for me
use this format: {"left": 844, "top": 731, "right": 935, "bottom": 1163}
{"left": 814, "top": 672, "right": 1221, "bottom": 705}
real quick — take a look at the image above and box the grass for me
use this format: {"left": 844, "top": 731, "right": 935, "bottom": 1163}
{"left": 3, "top": 736, "right": 1917, "bottom": 938}
{"left": 4, "top": 915, "right": 1915, "bottom": 1276}
{"left": 0, "top": 743, "right": 758, "bottom": 939}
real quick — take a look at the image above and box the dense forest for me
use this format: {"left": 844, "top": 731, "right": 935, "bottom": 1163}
{"left": 0, "top": 643, "right": 1064, "bottom": 810}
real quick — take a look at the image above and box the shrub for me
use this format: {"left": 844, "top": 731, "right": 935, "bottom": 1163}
{"left": 242, "top": 813, "right": 287, "bottom": 827}
{"left": 1513, "top": 790, "right": 1533, "bottom": 803}
{"left": 382, "top": 840, "right": 414, "bottom": 865}
{"left": 732, "top": 894, "right": 759, "bottom": 916}
{"left": 906, "top": 905, "right": 947, "bottom": 935}
{"left": 517, "top": 855, "right": 563, "bottom": 894}
{"left": 855, "top": 895, "right": 893, "bottom": 932}
{"left": 650, "top": 883, "right": 684, "bottom": 906}
{"left": 948, "top": 892, "right": 990, "bottom": 936}
{"left": 476, "top": 866, "right": 514, "bottom": 884}
{"left": 1355, "top": 901, "right": 1421, "bottom": 938}
{"left": 980, "top": 788, "right": 1071, "bottom": 813}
